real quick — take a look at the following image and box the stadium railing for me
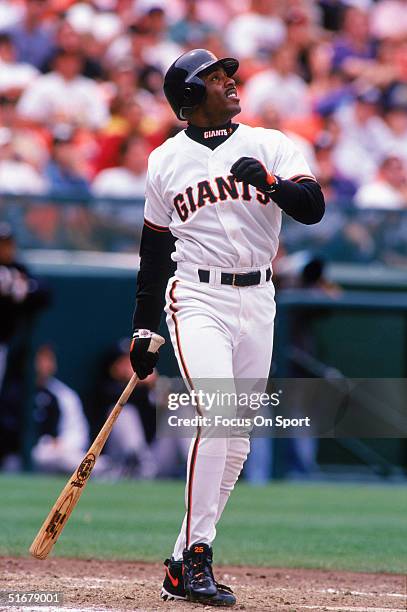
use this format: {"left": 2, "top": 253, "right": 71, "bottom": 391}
{"left": 0, "top": 194, "right": 406, "bottom": 267}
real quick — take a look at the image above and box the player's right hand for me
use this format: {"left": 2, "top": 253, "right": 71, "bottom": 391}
{"left": 130, "top": 329, "right": 160, "bottom": 379}
{"left": 230, "top": 157, "right": 279, "bottom": 193}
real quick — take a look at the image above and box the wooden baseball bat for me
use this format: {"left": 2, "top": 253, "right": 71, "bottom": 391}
{"left": 29, "top": 333, "right": 165, "bottom": 560}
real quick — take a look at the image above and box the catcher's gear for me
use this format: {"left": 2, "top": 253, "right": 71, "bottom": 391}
{"left": 130, "top": 329, "right": 159, "bottom": 379}
{"left": 164, "top": 49, "right": 239, "bottom": 120}
{"left": 230, "top": 157, "right": 279, "bottom": 194}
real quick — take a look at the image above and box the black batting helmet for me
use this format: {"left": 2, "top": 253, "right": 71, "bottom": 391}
{"left": 163, "top": 49, "right": 239, "bottom": 120}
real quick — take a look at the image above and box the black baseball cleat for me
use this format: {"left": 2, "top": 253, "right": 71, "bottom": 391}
{"left": 160, "top": 558, "right": 185, "bottom": 601}
{"left": 160, "top": 553, "right": 236, "bottom": 606}
{"left": 183, "top": 543, "right": 217, "bottom": 600}
{"left": 183, "top": 543, "right": 236, "bottom": 606}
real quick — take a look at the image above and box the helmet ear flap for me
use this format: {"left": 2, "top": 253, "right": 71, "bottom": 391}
{"left": 182, "top": 75, "right": 206, "bottom": 109}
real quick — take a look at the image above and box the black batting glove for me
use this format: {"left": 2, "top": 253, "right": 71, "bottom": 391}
{"left": 130, "top": 329, "right": 159, "bottom": 380}
{"left": 230, "top": 157, "right": 279, "bottom": 193}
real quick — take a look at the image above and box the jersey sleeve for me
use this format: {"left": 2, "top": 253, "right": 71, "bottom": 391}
{"left": 144, "top": 153, "right": 172, "bottom": 231}
{"left": 273, "top": 132, "right": 316, "bottom": 183}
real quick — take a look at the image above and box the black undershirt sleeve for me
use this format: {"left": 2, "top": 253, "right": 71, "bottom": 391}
{"left": 132, "top": 224, "right": 176, "bottom": 332}
{"left": 271, "top": 178, "right": 325, "bottom": 225}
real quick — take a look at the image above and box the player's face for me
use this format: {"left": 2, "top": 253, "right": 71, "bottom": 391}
{"left": 198, "top": 67, "right": 240, "bottom": 124}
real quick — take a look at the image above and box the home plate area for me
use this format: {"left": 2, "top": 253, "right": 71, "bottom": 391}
{"left": 1, "top": 558, "right": 406, "bottom": 612}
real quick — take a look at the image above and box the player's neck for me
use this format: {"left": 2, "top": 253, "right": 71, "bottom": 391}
{"left": 185, "top": 121, "right": 238, "bottom": 150}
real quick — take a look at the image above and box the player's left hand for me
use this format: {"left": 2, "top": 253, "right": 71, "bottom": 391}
{"left": 230, "top": 157, "right": 279, "bottom": 193}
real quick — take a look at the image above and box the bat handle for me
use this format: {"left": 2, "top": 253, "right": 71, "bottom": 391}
{"left": 149, "top": 332, "right": 166, "bottom": 355}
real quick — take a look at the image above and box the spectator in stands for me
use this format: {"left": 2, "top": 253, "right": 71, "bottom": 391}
{"left": 45, "top": 125, "right": 91, "bottom": 198}
{"left": 92, "top": 135, "right": 148, "bottom": 199}
{"left": 225, "top": 0, "right": 286, "bottom": 60}
{"left": 0, "top": 0, "right": 23, "bottom": 32}
{"left": 244, "top": 43, "right": 311, "bottom": 118}
{"left": 105, "top": 60, "right": 164, "bottom": 130}
{"left": 17, "top": 48, "right": 109, "bottom": 130}
{"left": 0, "top": 85, "right": 49, "bottom": 179}
{"left": 92, "top": 135, "right": 148, "bottom": 237}
{"left": 170, "top": 0, "right": 214, "bottom": 46}
{"left": 0, "top": 33, "right": 38, "bottom": 94}
{"left": 334, "top": 88, "right": 387, "bottom": 186}
{"left": 332, "top": 5, "right": 376, "bottom": 79}
{"left": 41, "top": 18, "right": 105, "bottom": 81}
{"left": 355, "top": 155, "right": 407, "bottom": 209}
{"left": 63, "top": 1, "right": 121, "bottom": 49}
{"left": 91, "top": 97, "right": 149, "bottom": 175}
{"left": 31, "top": 344, "right": 92, "bottom": 474}
{"left": 136, "top": 5, "right": 183, "bottom": 74}
{"left": 0, "top": 93, "right": 18, "bottom": 130}
{"left": 6, "top": 0, "right": 55, "bottom": 69}
{"left": 284, "top": 4, "right": 318, "bottom": 62}
{"left": 363, "top": 37, "right": 403, "bottom": 89}
{"left": 306, "top": 40, "right": 349, "bottom": 115}
{"left": 380, "top": 82, "right": 407, "bottom": 163}
{"left": 104, "top": 26, "right": 170, "bottom": 130}
{"left": 313, "top": 131, "right": 357, "bottom": 202}
{"left": 370, "top": 0, "right": 407, "bottom": 41}
{"left": 256, "top": 102, "right": 317, "bottom": 172}
{"left": 106, "top": 13, "right": 181, "bottom": 76}
{"left": 0, "top": 127, "right": 47, "bottom": 194}
{"left": 108, "top": 60, "right": 139, "bottom": 106}
{"left": 105, "top": 22, "right": 153, "bottom": 73}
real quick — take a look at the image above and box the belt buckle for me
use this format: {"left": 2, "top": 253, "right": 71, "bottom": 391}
{"left": 232, "top": 273, "right": 238, "bottom": 287}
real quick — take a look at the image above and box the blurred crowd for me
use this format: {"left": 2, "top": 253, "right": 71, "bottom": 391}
{"left": 0, "top": 0, "right": 406, "bottom": 208}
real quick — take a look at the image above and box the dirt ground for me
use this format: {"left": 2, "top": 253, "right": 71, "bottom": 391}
{"left": 1, "top": 557, "right": 406, "bottom": 612}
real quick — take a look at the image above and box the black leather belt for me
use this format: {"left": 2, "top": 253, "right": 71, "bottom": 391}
{"left": 198, "top": 268, "right": 271, "bottom": 287}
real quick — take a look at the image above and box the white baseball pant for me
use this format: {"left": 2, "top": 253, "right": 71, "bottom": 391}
{"left": 164, "top": 262, "right": 276, "bottom": 560}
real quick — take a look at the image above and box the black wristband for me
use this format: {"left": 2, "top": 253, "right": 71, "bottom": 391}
{"left": 264, "top": 175, "right": 281, "bottom": 194}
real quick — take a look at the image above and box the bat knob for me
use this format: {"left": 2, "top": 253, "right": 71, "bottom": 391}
{"left": 149, "top": 333, "right": 165, "bottom": 354}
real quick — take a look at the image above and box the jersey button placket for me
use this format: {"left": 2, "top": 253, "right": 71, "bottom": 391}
{"left": 208, "top": 154, "right": 241, "bottom": 266}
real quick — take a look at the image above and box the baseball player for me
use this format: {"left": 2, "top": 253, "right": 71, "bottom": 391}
{"left": 130, "top": 49, "right": 325, "bottom": 607}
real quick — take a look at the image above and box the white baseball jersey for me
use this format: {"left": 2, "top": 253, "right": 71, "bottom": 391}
{"left": 144, "top": 123, "right": 314, "bottom": 268}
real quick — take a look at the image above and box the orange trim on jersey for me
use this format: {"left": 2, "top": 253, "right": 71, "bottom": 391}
{"left": 144, "top": 218, "right": 170, "bottom": 232}
{"left": 288, "top": 174, "right": 317, "bottom": 183}
{"left": 169, "top": 279, "right": 202, "bottom": 548}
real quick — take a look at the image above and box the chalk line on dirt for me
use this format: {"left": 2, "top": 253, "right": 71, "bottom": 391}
{"left": 300, "top": 607, "right": 406, "bottom": 612}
